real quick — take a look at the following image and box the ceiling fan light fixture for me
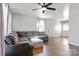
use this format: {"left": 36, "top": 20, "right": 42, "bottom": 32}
{"left": 32, "top": 3, "right": 56, "bottom": 13}
{"left": 42, "top": 7, "right": 47, "bottom": 11}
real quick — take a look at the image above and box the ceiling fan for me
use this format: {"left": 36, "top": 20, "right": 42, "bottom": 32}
{"left": 32, "top": 3, "right": 56, "bottom": 13}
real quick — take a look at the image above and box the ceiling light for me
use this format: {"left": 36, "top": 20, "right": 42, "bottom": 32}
{"left": 42, "top": 7, "right": 47, "bottom": 11}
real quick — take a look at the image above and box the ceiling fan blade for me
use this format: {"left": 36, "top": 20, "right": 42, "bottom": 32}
{"left": 32, "top": 8, "right": 41, "bottom": 11}
{"left": 46, "top": 3, "right": 53, "bottom": 7}
{"left": 47, "top": 7, "right": 56, "bottom": 10}
{"left": 37, "top": 3, "right": 42, "bottom": 6}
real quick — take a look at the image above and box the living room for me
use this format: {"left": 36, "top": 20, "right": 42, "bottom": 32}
{"left": 0, "top": 3, "right": 79, "bottom": 56}
{"left": 4, "top": 3, "right": 69, "bottom": 56}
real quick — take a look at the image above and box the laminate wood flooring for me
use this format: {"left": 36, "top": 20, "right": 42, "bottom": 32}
{"left": 33, "top": 37, "right": 79, "bottom": 56}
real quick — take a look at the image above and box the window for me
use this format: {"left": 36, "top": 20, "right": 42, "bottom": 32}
{"left": 7, "top": 10, "right": 12, "bottom": 34}
{"left": 37, "top": 19, "right": 45, "bottom": 32}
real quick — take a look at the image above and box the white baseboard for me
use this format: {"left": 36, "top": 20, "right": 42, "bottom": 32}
{"left": 69, "top": 42, "right": 79, "bottom": 47}
{"left": 49, "top": 36, "right": 69, "bottom": 38}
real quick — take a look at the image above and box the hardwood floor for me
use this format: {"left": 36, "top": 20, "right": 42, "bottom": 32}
{"left": 33, "top": 37, "right": 79, "bottom": 56}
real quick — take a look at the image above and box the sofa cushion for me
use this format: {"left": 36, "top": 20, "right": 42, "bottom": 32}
{"left": 10, "top": 32, "right": 19, "bottom": 43}
{"left": 30, "top": 38, "right": 43, "bottom": 49}
{"left": 18, "top": 37, "right": 29, "bottom": 42}
{"left": 5, "top": 35, "right": 15, "bottom": 45}
{"left": 5, "top": 32, "right": 19, "bottom": 44}
{"left": 16, "top": 32, "right": 27, "bottom": 37}
{"left": 16, "top": 31, "right": 45, "bottom": 37}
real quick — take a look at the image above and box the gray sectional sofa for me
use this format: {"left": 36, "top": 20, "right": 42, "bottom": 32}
{"left": 5, "top": 31, "right": 48, "bottom": 56}
{"left": 16, "top": 31, "right": 48, "bottom": 42}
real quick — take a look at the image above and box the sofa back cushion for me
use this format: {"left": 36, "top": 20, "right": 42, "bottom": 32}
{"left": 10, "top": 32, "right": 18, "bottom": 43}
{"left": 17, "top": 32, "right": 27, "bottom": 37}
{"left": 16, "top": 31, "right": 45, "bottom": 37}
{"left": 16, "top": 32, "right": 33, "bottom": 37}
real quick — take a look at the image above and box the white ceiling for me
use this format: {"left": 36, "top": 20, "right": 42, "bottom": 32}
{"left": 9, "top": 3, "right": 69, "bottom": 19}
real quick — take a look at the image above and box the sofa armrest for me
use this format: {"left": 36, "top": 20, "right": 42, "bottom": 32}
{"left": 5, "top": 43, "right": 33, "bottom": 56}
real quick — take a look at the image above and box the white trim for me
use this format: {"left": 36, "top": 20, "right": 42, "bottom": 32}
{"left": 49, "top": 36, "right": 69, "bottom": 38}
{"left": 69, "top": 42, "right": 79, "bottom": 47}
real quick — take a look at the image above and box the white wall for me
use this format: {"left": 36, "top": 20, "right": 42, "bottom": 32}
{"left": 12, "top": 13, "right": 62, "bottom": 37}
{"left": 0, "top": 3, "right": 2, "bottom": 56}
{"left": 69, "top": 4, "right": 79, "bottom": 45}
{"left": 45, "top": 19, "right": 55, "bottom": 37}
{"left": 61, "top": 22, "right": 69, "bottom": 37}
{"left": 0, "top": 3, "right": 4, "bottom": 56}
{"left": 12, "top": 14, "right": 38, "bottom": 31}
{"left": 12, "top": 14, "right": 69, "bottom": 37}
{"left": 62, "top": 30, "right": 69, "bottom": 37}
{"left": 45, "top": 4, "right": 69, "bottom": 37}
{"left": 45, "top": 20, "right": 69, "bottom": 37}
{"left": 45, "top": 19, "right": 61, "bottom": 37}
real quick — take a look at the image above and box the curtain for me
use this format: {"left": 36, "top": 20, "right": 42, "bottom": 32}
{"left": 3, "top": 3, "right": 12, "bottom": 36}
{"left": 7, "top": 4, "right": 12, "bottom": 34}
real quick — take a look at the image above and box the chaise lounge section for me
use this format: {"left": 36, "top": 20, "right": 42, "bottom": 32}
{"left": 5, "top": 32, "right": 33, "bottom": 56}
